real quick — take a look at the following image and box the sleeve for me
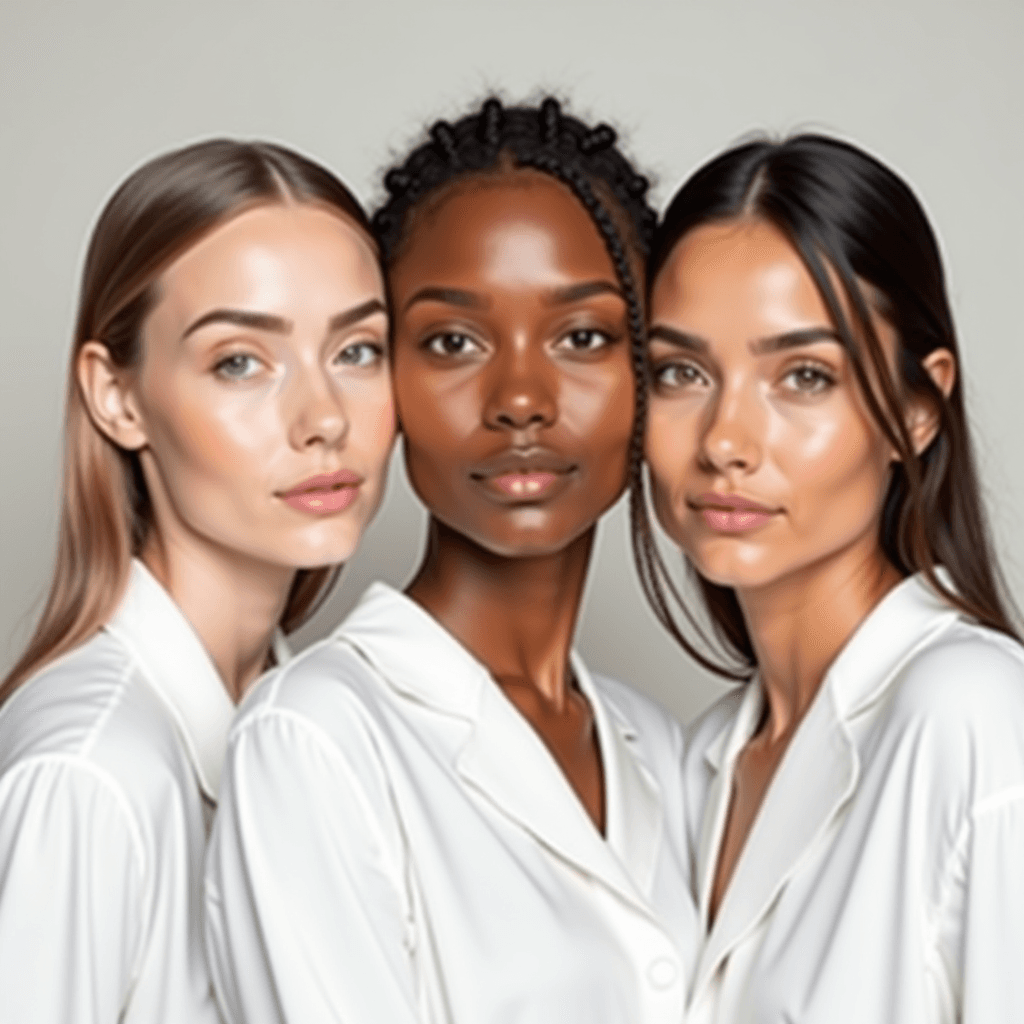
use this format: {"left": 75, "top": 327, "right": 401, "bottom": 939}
{"left": 955, "top": 791, "right": 1024, "bottom": 1021}
{"left": 0, "top": 756, "right": 144, "bottom": 1023}
{"left": 204, "top": 707, "right": 425, "bottom": 1024}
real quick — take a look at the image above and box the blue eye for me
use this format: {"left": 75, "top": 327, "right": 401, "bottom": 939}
{"left": 335, "top": 341, "right": 384, "bottom": 368}
{"left": 424, "top": 332, "right": 482, "bottom": 357}
{"left": 214, "top": 353, "right": 262, "bottom": 381}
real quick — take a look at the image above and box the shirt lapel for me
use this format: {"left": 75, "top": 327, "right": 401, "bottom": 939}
{"left": 103, "top": 559, "right": 235, "bottom": 802}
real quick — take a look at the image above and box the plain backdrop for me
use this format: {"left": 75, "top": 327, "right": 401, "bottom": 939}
{"left": 1, "top": 0, "right": 1021, "bottom": 725}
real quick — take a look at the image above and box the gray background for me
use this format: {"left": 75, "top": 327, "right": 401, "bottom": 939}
{"left": 2, "top": 0, "right": 1021, "bottom": 724}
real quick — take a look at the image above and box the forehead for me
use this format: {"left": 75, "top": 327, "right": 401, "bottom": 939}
{"left": 652, "top": 219, "right": 833, "bottom": 331}
{"left": 391, "top": 171, "right": 618, "bottom": 289}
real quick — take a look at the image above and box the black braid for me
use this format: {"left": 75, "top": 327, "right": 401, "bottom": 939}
{"left": 372, "top": 96, "right": 658, "bottom": 526}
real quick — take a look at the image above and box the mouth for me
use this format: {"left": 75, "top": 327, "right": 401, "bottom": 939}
{"left": 688, "top": 492, "right": 779, "bottom": 533}
{"left": 470, "top": 449, "right": 577, "bottom": 503}
{"left": 278, "top": 469, "right": 364, "bottom": 515}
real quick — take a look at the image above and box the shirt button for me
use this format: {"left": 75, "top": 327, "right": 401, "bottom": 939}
{"left": 647, "top": 957, "right": 678, "bottom": 989}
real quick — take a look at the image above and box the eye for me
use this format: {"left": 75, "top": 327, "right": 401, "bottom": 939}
{"left": 213, "top": 352, "right": 263, "bottom": 381}
{"left": 555, "top": 328, "right": 613, "bottom": 352}
{"left": 335, "top": 340, "right": 385, "bottom": 368}
{"left": 652, "top": 360, "right": 709, "bottom": 390}
{"left": 782, "top": 363, "right": 836, "bottom": 395}
{"left": 423, "top": 332, "right": 483, "bottom": 357}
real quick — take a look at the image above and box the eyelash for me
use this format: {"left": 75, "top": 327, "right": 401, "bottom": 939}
{"left": 422, "top": 332, "right": 482, "bottom": 358}
{"left": 555, "top": 327, "right": 615, "bottom": 353}
{"left": 334, "top": 340, "right": 385, "bottom": 368}
{"left": 781, "top": 362, "right": 837, "bottom": 394}
{"left": 651, "top": 359, "right": 709, "bottom": 390}
{"left": 213, "top": 352, "right": 262, "bottom": 381}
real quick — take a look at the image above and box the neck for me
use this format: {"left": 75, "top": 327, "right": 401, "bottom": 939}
{"left": 406, "top": 517, "right": 594, "bottom": 706}
{"left": 737, "top": 542, "right": 902, "bottom": 742}
{"left": 140, "top": 532, "right": 293, "bottom": 704}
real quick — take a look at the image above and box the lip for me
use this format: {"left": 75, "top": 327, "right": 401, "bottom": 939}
{"left": 688, "top": 491, "right": 780, "bottom": 533}
{"left": 278, "top": 468, "right": 364, "bottom": 515}
{"left": 470, "top": 448, "right": 577, "bottom": 503}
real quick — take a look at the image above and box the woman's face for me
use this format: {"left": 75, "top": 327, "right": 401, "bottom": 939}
{"left": 645, "top": 218, "right": 897, "bottom": 594}
{"left": 388, "top": 171, "right": 635, "bottom": 558}
{"left": 125, "top": 202, "right": 395, "bottom": 573}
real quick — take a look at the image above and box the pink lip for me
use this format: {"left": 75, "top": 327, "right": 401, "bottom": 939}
{"left": 471, "top": 448, "right": 576, "bottom": 504}
{"left": 489, "top": 471, "right": 560, "bottom": 498}
{"left": 279, "top": 469, "right": 363, "bottom": 516}
{"left": 691, "top": 492, "right": 779, "bottom": 533}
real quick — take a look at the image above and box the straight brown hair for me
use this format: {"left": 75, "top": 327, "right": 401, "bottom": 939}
{"left": 1, "top": 139, "right": 373, "bottom": 703}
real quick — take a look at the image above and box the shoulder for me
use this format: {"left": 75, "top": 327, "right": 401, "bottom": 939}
{"left": 879, "top": 621, "right": 1024, "bottom": 801}
{"left": 0, "top": 631, "right": 201, "bottom": 847}
{"left": 227, "top": 635, "right": 394, "bottom": 785}
{"left": 889, "top": 621, "right": 1024, "bottom": 727}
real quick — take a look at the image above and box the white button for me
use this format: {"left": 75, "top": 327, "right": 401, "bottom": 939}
{"left": 647, "top": 957, "right": 678, "bottom": 989}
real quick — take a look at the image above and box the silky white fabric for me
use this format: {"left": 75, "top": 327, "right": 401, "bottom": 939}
{"left": 0, "top": 559, "right": 242, "bottom": 1024}
{"left": 682, "top": 572, "right": 1024, "bottom": 1024}
{"left": 205, "top": 581, "right": 699, "bottom": 1024}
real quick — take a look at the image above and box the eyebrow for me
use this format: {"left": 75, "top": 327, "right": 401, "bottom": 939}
{"left": 401, "top": 279, "right": 623, "bottom": 315}
{"left": 181, "top": 297, "right": 386, "bottom": 341}
{"left": 402, "top": 287, "right": 486, "bottom": 313}
{"left": 546, "top": 280, "right": 623, "bottom": 305}
{"left": 647, "top": 324, "right": 842, "bottom": 355}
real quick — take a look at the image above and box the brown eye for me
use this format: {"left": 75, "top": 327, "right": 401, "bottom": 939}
{"left": 555, "top": 328, "right": 613, "bottom": 352}
{"left": 783, "top": 364, "right": 836, "bottom": 394}
{"left": 652, "top": 360, "right": 708, "bottom": 390}
{"left": 423, "top": 332, "right": 482, "bottom": 357}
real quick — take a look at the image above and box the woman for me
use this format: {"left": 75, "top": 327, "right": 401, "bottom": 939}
{"left": 0, "top": 140, "right": 395, "bottom": 1023}
{"left": 205, "top": 98, "right": 697, "bottom": 1024}
{"left": 638, "top": 134, "right": 1024, "bottom": 1022}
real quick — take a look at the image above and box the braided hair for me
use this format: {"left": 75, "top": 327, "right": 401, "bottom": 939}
{"left": 372, "top": 96, "right": 657, "bottom": 526}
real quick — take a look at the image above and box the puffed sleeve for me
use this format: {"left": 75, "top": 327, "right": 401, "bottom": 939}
{"left": 0, "top": 756, "right": 144, "bottom": 1022}
{"left": 205, "top": 707, "right": 424, "bottom": 1024}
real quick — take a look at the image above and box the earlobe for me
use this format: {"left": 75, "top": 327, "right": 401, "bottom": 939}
{"left": 905, "top": 347, "right": 957, "bottom": 455}
{"left": 77, "top": 341, "right": 148, "bottom": 450}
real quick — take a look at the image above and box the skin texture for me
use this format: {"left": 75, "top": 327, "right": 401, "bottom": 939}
{"left": 390, "top": 171, "right": 636, "bottom": 831}
{"left": 646, "top": 218, "right": 953, "bottom": 919}
{"left": 78, "top": 203, "right": 395, "bottom": 700}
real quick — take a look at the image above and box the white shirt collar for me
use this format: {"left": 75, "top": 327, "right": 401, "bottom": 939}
{"left": 104, "top": 559, "right": 235, "bottom": 801}
{"left": 704, "top": 571, "right": 961, "bottom": 772}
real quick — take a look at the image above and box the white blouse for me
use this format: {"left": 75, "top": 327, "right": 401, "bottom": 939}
{"left": 0, "top": 560, "right": 244, "bottom": 1023}
{"left": 205, "top": 582, "right": 699, "bottom": 1024}
{"left": 682, "top": 572, "right": 1024, "bottom": 1023}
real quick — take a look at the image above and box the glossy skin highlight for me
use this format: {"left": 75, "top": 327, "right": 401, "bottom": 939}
{"left": 127, "top": 204, "right": 394, "bottom": 575}
{"left": 646, "top": 218, "right": 898, "bottom": 599}
{"left": 391, "top": 173, "right": 634, "bottom": 560}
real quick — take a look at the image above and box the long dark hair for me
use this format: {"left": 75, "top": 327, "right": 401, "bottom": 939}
{"left": 634, "top": 133, "right": 1020, "bottom": 679}
{"left": 372, "top": 96, "right": 657, "bottom": 511}
{"left": 2, "top": 139, "right": 373, "bottom": 703}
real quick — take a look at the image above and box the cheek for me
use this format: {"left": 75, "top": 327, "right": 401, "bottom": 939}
{"left": 348, "top": 381, "right": 398, "bottom": 467}
{"left": 142, "top": 380, "right": 280, "bottom": 486}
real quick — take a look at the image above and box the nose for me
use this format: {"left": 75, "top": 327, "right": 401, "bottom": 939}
{"left": 286, "top": 365, "right": 349, "bottom": 451}
{"left": 699, "top": 382, "right": 763, "bottom": 474}
{"left": 482, "top": 340, "right": 557, "bottom": 432}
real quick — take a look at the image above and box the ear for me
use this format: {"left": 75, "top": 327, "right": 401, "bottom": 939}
{"left": 77, "top": 341, "right": 149, "bottom": 450}
{"left": 904, "top": 347, "right": 956, "bottom": 455}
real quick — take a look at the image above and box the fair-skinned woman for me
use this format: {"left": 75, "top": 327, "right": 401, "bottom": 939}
{"left": 0, "top": 140, "right": 395, "bottom": 1023}
{"left": 205, "top": 98, "right": 697, "bottom": 1024}
{"left": 635, "top": 134, "right": 1024, "bottom": 1022}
